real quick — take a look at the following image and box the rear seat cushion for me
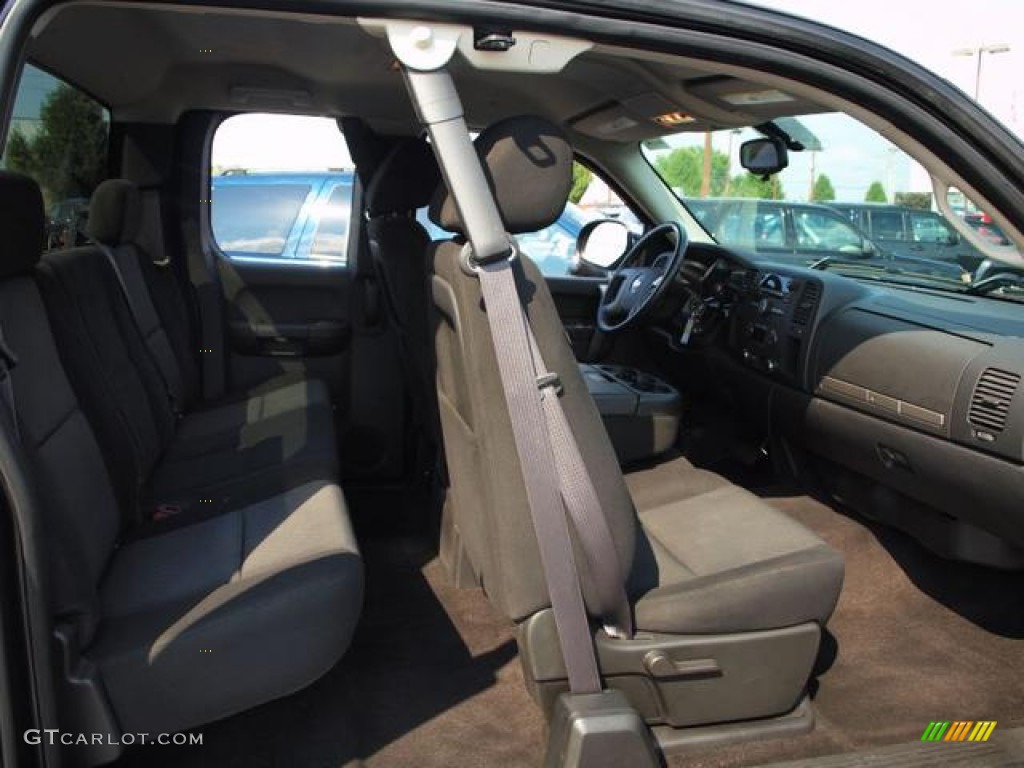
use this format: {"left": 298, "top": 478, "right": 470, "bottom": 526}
{"left": 153, "top": 407, "right": 338, "bottom": 513}
{"left": 174, "top": 377, "right": 332, "bottom": 444}
{"left": 93, "top": 480, "right": 362, "bottom": 733}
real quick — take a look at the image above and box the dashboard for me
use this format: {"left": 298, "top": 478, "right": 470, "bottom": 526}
{"left": 652, "top": 242, "right": 1024, "bottom": 562}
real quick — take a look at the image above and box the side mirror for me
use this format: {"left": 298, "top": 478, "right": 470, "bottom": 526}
{"left": 574, "top": 219, "right": 630, "bottom": 274}
{"left": 739, "top": 137, "right": 789, "bottom": 176}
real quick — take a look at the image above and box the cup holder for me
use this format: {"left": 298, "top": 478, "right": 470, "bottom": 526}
{"left": 597, "top": 365, "right": 672, "bottom": 394}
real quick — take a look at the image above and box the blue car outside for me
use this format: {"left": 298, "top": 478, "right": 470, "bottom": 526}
{"left": 212, "top": 170, "right": 592, "bottom": 276}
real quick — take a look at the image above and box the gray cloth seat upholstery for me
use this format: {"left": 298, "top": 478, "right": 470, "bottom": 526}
{"left": 364, "top": 136, "right": 440, "bottom": 370}
{"left": 38, "top": 243, "right": 337, "bottom": 518}
{"left": 625, "top": 456, "right": 844, "bottom": 633}
{"left": 362, "top": 136, "right": 442, "bottom": 473}
{"left": 87, "top": 179, "right": 334, "bottom": 421}
{"left": 85, "top": 178, "right": 336, "bottom": 503}
{"left": 94, "top": 480, "right": 360, "bottom": 734}
{"left": 425, "top": 116, "right": 843, "bottom": 723}
{"left": 0, "top": 171, "right": 361, "bottom": 739}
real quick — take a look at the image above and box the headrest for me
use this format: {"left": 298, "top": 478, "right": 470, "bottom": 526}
{"left": 365, "top": 137, "right": 441, "bottom": 218}
{"left": 429, "top": 115, "right": 572, "bottom": 236}
{"left": 0, "top": 172, "right": 45, "bottom": 279}
{"left": 87, "top": 179, "right": 141, "bottom": 247}
{"left": 339, "top": 116, "right": 394, "bottom": 188}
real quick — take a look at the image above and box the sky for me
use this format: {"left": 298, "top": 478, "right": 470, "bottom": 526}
{"left": 747, "top": 0, "right": 1024, "bottom": 131}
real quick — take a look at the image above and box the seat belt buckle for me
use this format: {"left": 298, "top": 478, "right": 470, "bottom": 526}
{"left": 153, "top": 503, "right": 183, "bottom": 521}
{"left": 536, "top": 372, "right": 563, "bottom": 397}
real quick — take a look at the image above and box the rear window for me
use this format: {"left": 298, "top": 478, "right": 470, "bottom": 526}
{"left": 210, "top": 114, "right": 353, "bottom": 266}
{"left": 1, "top": 64, "right": 109, "bottom": 251}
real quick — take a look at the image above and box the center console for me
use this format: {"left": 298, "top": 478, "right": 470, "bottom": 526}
{"left": 730, "top": 271, "right": 822, "bottom": 384}
{"left": 580, "top": 364, "right": 682, "bottom": 465}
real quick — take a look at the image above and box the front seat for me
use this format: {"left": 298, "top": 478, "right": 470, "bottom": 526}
{"left": 427, "top": 115, "right": 844, "bottom": 731}
{"left": 363, "top": 136, "right": 442, "bottom": 478}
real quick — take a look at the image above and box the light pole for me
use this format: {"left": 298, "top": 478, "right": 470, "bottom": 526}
{"left": 953, "top": 44, "right": 1011, "bottom": 101}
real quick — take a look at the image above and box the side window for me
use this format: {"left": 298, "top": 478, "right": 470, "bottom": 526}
{"left": 910, "top": 212, "right": 953, "bottom": 244}
{"left": 793, "top": 210, "right": 864, "bottom": 253}
{"left": 210, "top": 114, "right": 353, "bottom": 266}
{"left": 714, "top": 204, "right": 786, "bottom": 249}
{"left": 211, "top": 181, "right": 312, "bottom": 257}
{"left": 519, "top": 160, "right": 642, "bottom": 278}
{"left": 1, "top": 64, "right": 109, "bottom": 252}
{"left": 869, "top": 211, "right": 905, "bottom": 241}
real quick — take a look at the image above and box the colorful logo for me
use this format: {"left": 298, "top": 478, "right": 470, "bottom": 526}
{"left": 921, "top": 721, "right": 997, "bottom": 742}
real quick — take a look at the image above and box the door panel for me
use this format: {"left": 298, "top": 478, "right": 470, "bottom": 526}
{"left": 216, "top": 258, "right": 354, "bottom": 396}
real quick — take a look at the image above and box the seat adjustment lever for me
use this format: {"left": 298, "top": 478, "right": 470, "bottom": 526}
{"left": 643, "top": 651, "right": 721, "bottom": 680}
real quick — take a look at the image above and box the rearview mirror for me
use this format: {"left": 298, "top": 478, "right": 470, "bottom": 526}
{"left": 739, "top": 138, "right": 789, "bottom": 176}
{"left": 574, "top": 219, "right": 630, "bottom": 274}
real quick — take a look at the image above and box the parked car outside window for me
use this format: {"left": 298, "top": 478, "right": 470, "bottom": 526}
{"left": 683, "top": 197, "right": 968, "bottom": 282}
{"left": 212, "top": 170, "right": 598, "bottom": 277}
{"left": 827, "top": 203, "right": 986, "bottom": 273}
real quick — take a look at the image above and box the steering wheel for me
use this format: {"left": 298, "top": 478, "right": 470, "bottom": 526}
{"left": 597, "top": 222, "right": 688, "bottom": 333}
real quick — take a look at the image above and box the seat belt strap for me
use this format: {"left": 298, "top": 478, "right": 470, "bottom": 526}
{"left": 526, "top": 329, "right": 634, "bottom": 639}
{"left": 93, "top": 241, "right": 183, "bottom": 419}
{"left": 476, "top": 258, "right": 602, "bottom": 694}
{"left": 481, "top": 262, "right": 633, "bottom": 640}
{"left": 0, "top": 324, "right": 20, "bottom": 444}
{"left": 182, "top": 217, "right": 226, "bottom": 400}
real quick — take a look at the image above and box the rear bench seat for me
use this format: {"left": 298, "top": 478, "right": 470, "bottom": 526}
{"left": 0, "top": 172, "right": 362, "bottom": 743}
{"left": 85, "top": 178, "right": 334, "bottom": 432}
{"left": 55, "top": 178, "right": 338, "bottom": 519}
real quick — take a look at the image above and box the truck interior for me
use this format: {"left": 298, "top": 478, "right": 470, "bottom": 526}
{"left": 0, "top": 2, "right": 1022, "bottom": 767}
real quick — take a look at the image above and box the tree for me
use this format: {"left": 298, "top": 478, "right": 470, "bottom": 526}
{"left": 895, "top": 191, "right": 932, "bottom": 210}
{"left": 4, "top": 83, "right": 108, "bottom": 204}
{"left": 812, "top": 174, "right": 836, "bottom": 202}
{"left": 569, "top": 162, "right": 592, "bottom": 204}
{"left": 865, "top": 181, "right": 888, "bottom": 203}
{"left": 655, "top": 146, "right": 730, "bottom": 198}
{"left": 729, "top": 172, "right": 783, "bottom": 200}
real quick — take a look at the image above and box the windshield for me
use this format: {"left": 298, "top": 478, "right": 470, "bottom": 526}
{"left": 642, "top": 113, "right": 1024, "bottom": 300}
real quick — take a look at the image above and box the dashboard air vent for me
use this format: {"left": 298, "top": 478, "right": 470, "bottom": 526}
{"left": 968, "top": 368, "right": 1020, "bottom": 434}
{"left": 793, "top": 281, "right": 822, "bottom": 326}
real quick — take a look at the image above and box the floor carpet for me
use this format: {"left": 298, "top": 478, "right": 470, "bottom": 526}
{"left": 115, "top": 491, "right": 1024, "bottom": 768}
{"left": 114, "top": 536, "right": 545, "bottom": 768}
{"left": 670, "top": 490, "right": 1024, "bottom": 767}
